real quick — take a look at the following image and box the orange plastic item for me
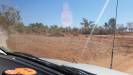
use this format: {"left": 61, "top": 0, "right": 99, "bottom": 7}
{"left": 4, "top": 70, "right": 17, "bottom": 75}
{"left": 4, "top": 68, "right": 37, "bottom": 75}
{"left": 15, "top": 68, "right": 37, "bottom": 75}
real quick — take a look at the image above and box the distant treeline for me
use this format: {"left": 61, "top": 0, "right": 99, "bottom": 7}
{"left": 0, "top": 5, "right": 133, "bottom": 36}
{"left": 15, "top": 18, "right": 132, "bottom": 36}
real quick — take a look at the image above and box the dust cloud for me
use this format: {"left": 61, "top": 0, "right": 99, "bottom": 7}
{"left": 0, "top": 26, "right": 8, "bottom": 48}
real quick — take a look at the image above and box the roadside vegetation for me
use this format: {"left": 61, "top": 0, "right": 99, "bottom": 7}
{"left": 0, "top": 5, "right": 133, "bottom": 37}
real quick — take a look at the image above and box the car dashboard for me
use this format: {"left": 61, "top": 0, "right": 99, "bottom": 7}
{"left": 0, "top": 54, "right": 64, "bottom": 75}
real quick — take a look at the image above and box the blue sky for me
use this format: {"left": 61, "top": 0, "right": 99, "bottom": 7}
{"left": 0, "top": 0, "right": 133, "bottom": 27}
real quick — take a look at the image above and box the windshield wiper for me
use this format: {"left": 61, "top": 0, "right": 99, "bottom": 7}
{"left": 7, "top": 52, "right": 96, "bottom": 75}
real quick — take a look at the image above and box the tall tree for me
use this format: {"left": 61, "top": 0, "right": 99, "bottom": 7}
{"left": 0, "top": 5, "right": 20, "bottom": 33}
{"left": 81, "top": 18, "right": 93, "bottom": 36}
{"left": 108, "top": 18, "right": 116, "bottom": 34}
{"left": 103, "top": 18, "right": 116, "bottom": 34}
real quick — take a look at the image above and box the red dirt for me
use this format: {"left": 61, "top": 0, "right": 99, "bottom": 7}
{"left": 7, "top": 34, "right": 133, "bottom": 74}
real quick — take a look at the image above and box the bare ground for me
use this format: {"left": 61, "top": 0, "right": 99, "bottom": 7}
{"left": 7, "top": 34, "right": 133, "bottom": 74}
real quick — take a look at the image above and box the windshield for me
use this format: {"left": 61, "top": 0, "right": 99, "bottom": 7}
{"left": 0, "top": 0, "right": 133, "bottom": 74}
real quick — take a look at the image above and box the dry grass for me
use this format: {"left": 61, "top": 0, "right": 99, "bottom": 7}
{"left": 7, "top": 34, "right": 133, "bottom": 74}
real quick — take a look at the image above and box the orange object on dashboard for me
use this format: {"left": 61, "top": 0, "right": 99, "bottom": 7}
{"left": 3, "top": 68, "right": 37, "bottom": 75}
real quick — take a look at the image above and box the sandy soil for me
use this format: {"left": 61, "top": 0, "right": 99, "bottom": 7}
{"left": 7, "top": 34, "right": 133, "bottom": 74}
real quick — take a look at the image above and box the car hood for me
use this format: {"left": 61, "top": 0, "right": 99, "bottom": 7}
{"left": 41, "top": 58, "right": 130, "bottom": 75}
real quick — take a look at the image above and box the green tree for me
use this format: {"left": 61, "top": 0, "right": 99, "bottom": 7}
{"left": 81, "top": 18, "right": 93, "bottom": 36}
{"left": 28, "top": 23, "right": 46, "bottom": 34}
{"left": 49, "top": 25, "right": 64, "bottom": 37}
{"left": 108, "top": 18, "right": 116, "bottom": 34}
{"left": 15, "top": 22, "right": 25, "bottom": 33}
{"left": 103, "top": 18, "right": 116, "bottom": 34}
